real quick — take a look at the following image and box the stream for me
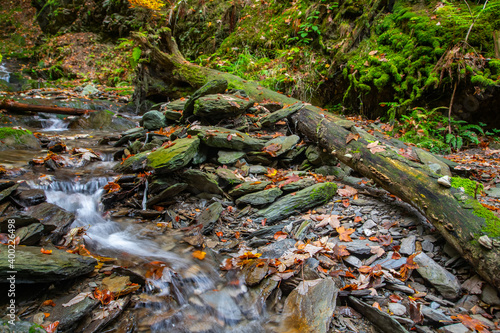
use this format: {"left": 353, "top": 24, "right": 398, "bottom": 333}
{"left": 3, "top": 108, "right": 275, "bottom": 332}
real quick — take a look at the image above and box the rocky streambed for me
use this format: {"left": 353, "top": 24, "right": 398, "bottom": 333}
{"left": 0, "top": 81, "right": 499, "bottom": 333}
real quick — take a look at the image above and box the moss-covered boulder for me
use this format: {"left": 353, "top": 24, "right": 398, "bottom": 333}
{"left": 182, "top": 79, "right": 228, "bottom": 121}
{"left": 115, "top": 136, "right": 200, "bottom": 173}
{"left": 142, "top": 110, "right": 166, "bottom": 130}
{"left": 182, "top": 169, "right": 224, "bottom": 195}
{"left": 0, "top": 127, "right": 40, "bottom": 151}
{"left": 193, "top": 94, "right": 253, "bottom": 122}
{"left": 229, "top": 180, "right": 272, "bottom": 198}
{"left": 68, "top": 110, "right": 136, "bottom": 131}
{"left": 188, "top": 126, "right": 266, "bottom": 151}
{"left": 255, "top": 182, "right": 337, "bottom": 224}
{"left": 236, "top": 187, "right": 283, "bottom": 207}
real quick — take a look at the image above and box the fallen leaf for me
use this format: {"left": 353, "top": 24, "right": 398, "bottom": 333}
{"left": 337, "top": 226, "right": 355, "bottom": 242}
{"left": 297, "top": 279, "right": 322, "bottom": 295}
{"left": 315, "top": 214, "right": 340, "bottom": 229}
{"left": 346, "top": 133, "right": 361, "bottom": 144}
{"left": 342, "top": 198, "right": 350, "bottom": 208}
{"left": 42, "top": 321, "right": 59, "bottom": 333}
{"left": 367, "top": 141, "right": 386, "bottom": 154}
{"left": 40, "top": 248, "right": 53, "bottom": 255}
{"left": 274, "top": 231, "right": 288, "bottom": 240}
{"left": 370, "top": 246, "right": 385, "bottom": 257}
{"left": 338, "top": 185, "right": 358, "bottom": 197}
{"left": 452, "top": 314, "right": 491, "bottom": 333}
{"left": 409, "top": 300, "right": 424, "bottom": 325}
{"left": 42, "top": 300, "right": 56, "bottom": 307}
{"left": 192, "top": 250, "right": 207, "bottom": 260}
{"left": 62, "top": 292, "right": 91, "bottom": 307}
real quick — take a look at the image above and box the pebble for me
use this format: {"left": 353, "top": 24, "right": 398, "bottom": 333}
{"left": 388, "top": 302, "right": 407, "bottom": 316}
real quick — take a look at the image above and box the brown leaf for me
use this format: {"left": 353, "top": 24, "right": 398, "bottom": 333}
{"left": 332, "top": 244, "right": 350, "bottom": 258}
{"left": 262, "top": 143, "right": 282, "bottom": 157}
{"left": 337, "top": 185, "right": 358, "bottom": 197}
{"left": 42, "top": 300, "right": 56, "bottom": 307}
{"left": 409, "top": 300, "right": 424, "bottom": 325}
{"left": 315, "top": 214, "right": 340, "bottom": 229}
{"left": 336, "top": 226, "right": 355, "bottom": 242}
{"left": 274, "top": 231, "right": 288, "bottom": 240}
{"left": 346, "top": 133, "right": 361, "bottom": 144}
{"left": 367, "top": 141, "right": 386, "bottom": 154}
{"left": 62, "top": 292, "right": 91, "bottom": 307}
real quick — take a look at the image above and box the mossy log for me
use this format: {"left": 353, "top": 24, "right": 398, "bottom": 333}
{"left": 0, "top": 99, "right": 92, "bottom": 116}
{"left": 290, "top": 107, "right": 500, "bottom": 290}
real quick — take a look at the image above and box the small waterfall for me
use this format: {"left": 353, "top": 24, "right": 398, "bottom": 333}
{"left": 40, "top": 113, "right": 69, "bottom": 131}
{"left": 142, "top": 178, "right": 148, "bottom": 210}
{"left": 0, "top": 63, "right": 10, "bottom": 82}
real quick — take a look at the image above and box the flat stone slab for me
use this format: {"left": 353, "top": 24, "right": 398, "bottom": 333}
{"left": 189, "top": 126, "right": 265, "bottom": 151}
{"left": 236, "top": 187, "right": 283, "bottom": 206}
{"left": 414, "top": 252, "right": 461, "bottom": 299}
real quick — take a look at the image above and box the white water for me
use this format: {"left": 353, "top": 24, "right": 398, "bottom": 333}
{"left": 40, "top": 113, "right": 69, "bottom": 131}
{"left": 0, "top": 63, "right": 9, "bottom": 82}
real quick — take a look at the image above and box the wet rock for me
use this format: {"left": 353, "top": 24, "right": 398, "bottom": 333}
{"left": 332, "top": 239, "right": 379, "bottom": 255}
{"left": 280, "top": 177, "right": 316, "bottom": 192}
{"left": 0, "top": 246, "right": 97, "bottom": 283}
{"left": 0, "top": 180, "right": 16, "bottom": 191}
{"left": 249, "top": 165, "right": 268, "bottom": 174}
{"left": 193, "top": 94, "right": 253, "bottom": 122}
{"left": 400, "top": 235, "right": 416, "bottom": 255}
{"left": 199, "top": 290, "right": 243, "bottom": 323}
{"left": 414, "top": 252, "right": 461, "bottom": 299}
{"left": 48, "top": 140, "right": 67, "bottom": 153}
{"left": 217, "top": 150, "right": 246, "bottom": 165}
{"left": 12, "top": 188, "right": 46, "bottom": 207}
{"left": 0, "top": 214, "right": 39, "bottom": 232}
{"left": 388, "top": 303, "right": 407, "bottom": 316}
{"left": 189, "top": 126, "right": 266, "bottom": 151}
{"left": 305, "top": 145, "right": 337, "bottom": 166}
{"left": 229, "top": 180, "right": 272, "bottom": 198}
{"left": 260, "top": 102, "right": 305, "bottom": 127}
{"left": 0, "top": 319, "right": 46, "bottom": 332}
{"left": 78, "top": 296, "right": 130, "bottom": 333}
{"left": 216, "top": 168, "right": 244, "bottom": 187}
{"left": 27, "top": 202, "right": 75, "bottom": 242}
{"left": 481, "top": 284, "right": 500, "bottom": 306}
{"left": 438, "top": 323, "right": 471, "bottom": 333}
{"left": 0, "top": 127, "right": 40, "bottom": 151}
{"left": 115, "top": 136, "right": 200, "bottom": 173}
{"left": 236, "top": 187, "right": 282, "bottom": 207}
{"left": 142, "top": 110, "right": 166, "bottom": 130}
{"left": 0, "top": 183, "right": 19, "bottom": 202}
{"left": 69, "top": 110, "right": 136, "bottom": 131}
{"left": 259, "top": 238, "right": 296, "bottom": 258}
{"left": 261, "top": 135, "right": 300, "bottom": 157}
{"left": 348, "top": 296, "right": 409, "bottom": 333}
{"left": 182, "top": 79, "right": 228, "bottom": 121}
{"left": 255, "top": 182, "right": 337, "bottom": 224}
{"left": 414, "top": 148, "right": 452, "bottom": 177}
{"left": 146, "top": 183, "right": 188, "bottom": 208}
{"left": 421, "top": 305, "right": 452, "bottom": 324}
{"left": 113, "top": 128, "right": 147, "bottom": 147}
{"left": 243, "top": 260, "right": 269, "bottom": 286}
{"left": 280, "top": 278, "right": 338, "bottom": 333}
{"left": 16, "top": 222, "right": 44, "bottom": 245}
{"left": 198, "top": 201, "right": 224, "bottom": 235}
{"left": 183, "top": 169, "right": 224, "bottom": 195}
{"left": 46, "top": 292, "right": 99, "bottom": 332}
{"left": 240, "top": 277, "right": 279, "bottom": 318}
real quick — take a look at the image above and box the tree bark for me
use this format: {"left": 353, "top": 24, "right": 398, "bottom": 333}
{"left": 0, "top": 99, "right": 93, "bottom": 116}
{"left": 289, "top": 107, "right": 500, "bottom": 290}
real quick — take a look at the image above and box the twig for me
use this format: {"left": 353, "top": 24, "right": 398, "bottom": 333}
{"left": 448, "top": 81, "right": 458, "bottom": 135}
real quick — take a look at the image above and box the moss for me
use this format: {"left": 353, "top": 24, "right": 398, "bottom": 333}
{"left": 0, "top": 127, "right": 33, "bottom": 143}
{"left": 450, "top": 176, "right": 483, "bottom": 198}
{"left": 469, "top": 200, "right": 500, "bottom": 238}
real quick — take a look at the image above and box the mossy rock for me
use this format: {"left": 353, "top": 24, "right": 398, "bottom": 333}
{"left": 188, "top": 126, "right": 266, "bottom": 151}
{"left": 229, "top": 180, "right": 272, "bottom": 198}
{"left": 182, "top": 79, "right": 228, "bottom": 121}
{"left": 0, "top": 127, "right": 40, "bottom": 151}
{"left": 182, "top": 169, "right": 223, "bottom": 195}
{"left": 260, "top": 102, "right": 305, "bottom": 127}
{"left": 236, "top": 187, "right": 283, "bottom": 207}
{"left": 142, "top": 110, "right": 166, "bottom": 130}
{"left": 255, "top": 182, "right": 337, "bottom": 224}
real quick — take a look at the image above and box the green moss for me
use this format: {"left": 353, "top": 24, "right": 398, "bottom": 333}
{"left": 469, "top": 200, "right": 500, "bottom": 238}
{"left": 0, "top": 127, "right": 33, "bottom": 143}
{"left": 450, "top": 176, "right": 483, "bottom": 198}
{"left": 309, "top": 182, "right": 337, "bottom": 203}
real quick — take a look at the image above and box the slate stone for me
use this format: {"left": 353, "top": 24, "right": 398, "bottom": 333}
{"left": 249, "top": 165, "right": 268, "bottom": 174}
{"left": 260, "top": 102, "right": 305, "bottom": 127}
{"left": 217, "top": 150, "right": 246, "bottom": 165}
{"left": 199, "top": 202, "right": 224, "bottom": 235}
{"left": 199, "top": 290, "right": 243, "bottom": 323}
{"left": 229, "top": 180, "right": 272, "bottom": 198}
{"left": 0, "top": 246, "right": 97, "bottom": 283}
{"left": 305, "top": 145, "right": 337, "bottom": 166}
{"left": 280, "top": 178, "right": 316, "bottom": 192}
{"left": 388, "top": 303, "right": 407, "bottom": 316}
{"left": 27, "top": 202, "right": 75, "bottom": 242}
{"left": 414, "top": 252, "right": 462, "bottom": 299}
{"left": 216, "top": 168, "right": 244, "bottom": 187}
{"left": 183, "top": 169, "right": 224, "bottom": 195}
{"left": 481, "top": 284, "right": 500, "bottom": 306}
{"left": 16, "top": 223, "right": 44, "bottom": 245}
{"left": 400, "top": 235, "right": 416, "bottom": 255}
{"left": 255, "top": 182, "right": 337, "bottom": 224}
{"left": 142, "top": 110, "right": 166, "bottom": 130}
{"left": 438, "top": 323, "right": 471, "bottom": 333}
{"left": 189, "top": 126, "right": 266, "bottom": 151}
{"left": 348, "top": 296, "right": 410, "bottom": 333}
{"left": 259, "top": 238, "right": 296, "bottom": 258}
{"left": 280, "top": 278, "right": 338, "bottom": 333}
{"left": 146, "top": 183, "right": 188, "bottom": 208}
{"left": 182, "top": 79, "right": 228, "bottom": 121}
{"left": 0, "top": 214, "right": 39, "bottom": 233}
{"left": 421, "top": 305, "right": 452, "bottom": 323}
{"left": 69, "top": 110, "right": 136, "bottom": 131}
{"left": 262, "top": 135, "right": 300, "bottom": 157}
{"left": 236, "top": 187, "right": 283, "bottom": 207}
{"left": 193, "top": 94, "right": 253, "bottom": 121}
{"left": 46, "top": 292, "right": 99, "bottom": 332}
{"left": 0, "top": 183, "right": 19, "bottom": 203}
{"left": 243, "top": 260, "right": 269, "bottom": 286}
{"left": 12, "top": 189, "right": 46, "bottom": 207}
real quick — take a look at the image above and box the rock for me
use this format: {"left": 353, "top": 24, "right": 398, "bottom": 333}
{"left": 348, "top": 296, "right": 410, "bottom": 333}
{"left": 332, "top": 239, "right": 379, "bottom": 255}
{"left": 229, "top": 180, "right": 272, "bottom": 198}
{"left": 216, "top": 168, "right": 244, "bottom": 187}
{"left": 259, "top": 238, "right": 296, "bottom": 258}
{"left": 68, "top": 110, "right": 136, "bottom": 131}
{"left": 414, "top": 148, "right": 452, "bottom": 177}
{"left": 0, "top": 183, "right": 19, "bottom": 202}
{"left": 193, "top": 94, "right": 253, "bottom": 121}
{"left": 249, "top": 165, "right": 268, "bottom": 174}
{"left": 27, "top": 202, "right": 75, "bottom": 242}
{"left": 388, "top": 303, "right": 407, "bottom": 316}
{"left": 12, "top": 189, "right": 46, "bottom": 207}
{"left": 0, "top": 214, "right": 39, "bottom": 233}
{"left": 146, "top": 183, "right": 188, "bottom": 208}
{"left": 217, "top": 150, "right": 246, "bottom": 165}
{"left": 0, "top": 319, "right": 46, "bottom": 332}
{"left": 438, "top": 175, "right": 452, "bottom": 188}
{"left": 0, "top": 246, "right": 97, "bottom": 283}
{"left": 164, "top": 110, "right": 183, "bottom": 121}
{"left": 80, "top": 83, "right": 99, "bottom": 96}
{"left": 438, "top": 323, "right": 471, "bottom": 333}
{"left": 280, "top": 177, "right": 316, "bottom": 192}
{"left": 165, "top": 98, "right": 186, "bottom": 113}
{"left": 199, "top": 290, "right": 243, "bottom": 323}
{"left": 182, "top": 79, "right": 228, "bottom": 121}
{"left": 0, "top": 127, "right": 40, "bottom": 151}
{"left": 16, "top": 223, "right": 44, "bottom": 245}
{"left": 198, "top": 201, "right": 224, "bottom": 234}
{"left": 243, "top": 260, "right": 269, "bottom": 286}
{"left": 400, "top": 235, "right": 416, "bottom": 255}
{"left": 183, "top": 169, "right": 224, "bottom": 196}
{"left": 142, "top": 110, "right": 166, "bottom": 130}
{"left": 261, "top": 135, "right": 300, "bottom": 157}
{"left": 414, "top": 252, "right": 462, "bottom": 299}
{"left": 421, "top": 305, "right": 452, "bottom": 323}
{"left": 240, "top": 277, "right": 279, "bottom": 318}
{"left": 189, "top": 126, "right": 266, "bottom": 151}
{"left": 481, "top": 284, "right": 500, "bottom": 306}
{"left": 260, "top": 102, "right": 305, "bottom": 127}
{"left": 305, "top": 145, "right": 338, "bottom": 166}
{"left": 0, "top": 180, "right": 16, "bottom": 191}
{"left": 255, "top": 182, "right": 337, "bottom": 224}
{"left": 115, "top": 136, "right": 200, "bottom": 173}
{"left": 236, "top": 187, "right": 282, "bottom": 207}
{"left": 279, "top": 278, "right": 338, "bottom": 333}
{"left": 45, "top": 292, "right": 99, "bottom": 332}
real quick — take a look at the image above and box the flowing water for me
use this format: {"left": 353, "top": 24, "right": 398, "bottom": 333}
{"left": 0, "top": 63, "right": 10, "bottom": 82}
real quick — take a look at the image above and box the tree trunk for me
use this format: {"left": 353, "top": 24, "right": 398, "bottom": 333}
{"left": 289, "top": 107, "right": 500, "bottom": 290}
{"left": 0, "top": 99, "right": 93, "bottom": 116}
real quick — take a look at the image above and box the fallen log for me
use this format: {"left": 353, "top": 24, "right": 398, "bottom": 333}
{"left": 0, "top": 99, "right": 93, "bottom": 116}
{"left": 290, "top": 107, "right": 500, "bottom": 290}
{"left": 134, "top": 27, "right": 500, "bottom": 289}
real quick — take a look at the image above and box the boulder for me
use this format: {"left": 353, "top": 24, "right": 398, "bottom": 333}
{"left": 12, "top": 189, "right": 46, "bottom": 207}
{"left": 189, "top": 126, "right": 265, "bottom": 151}
{"left": 262, "top": 135, "right": 300, "bottom": 158}
{"left": 27, "top": 202, "right": 75, "bottom": 242}
{"left": 236, "top": 187, "right": 283, "bottom": 207}
{"left": 217, "top": 150, "right": 246, "bottom": 165}
{"left": 228, "top": 180, "right": 272, "bottom": 198}
{"left": 183, "top": 169, "right": 223, "bottom": 195}
{"left": 0, "top": 127, "right": 40, "bottom": 151}
{"left": 414, "top": 252, "right": 462, "bottom": 299}
{"left": 255, "top": 182, "right": 337, "bottom": 224}
{"left": 142, "top": 110, "right": 166, "bottom": 130}
{"left": 0, "top": 246, "right": 97, "bottom": 283}
{"left": 260, "top": 102, "right": 305, "bottom": 127}
{"left": 182, "top": 79, "right": 228, "bottom": 121}
{"left": 193, "top": 94, "right": 253, "bottom": 121}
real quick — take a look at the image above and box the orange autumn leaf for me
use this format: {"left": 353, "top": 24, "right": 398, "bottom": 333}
{"left": 452, "top": 314, "right": 492, "bottom": 333}
{"left": 103, "top": 182, "right": 121, "bottom": 193}
{"left": 44, "top": 313, "right": 50, "bottom": 318}
{"left": 234, "top": 231, "right": 241, "bottom": 239}
{"left": 273, "top": 231, "right": 288, "bottom": 240}
{"left": 336, "top": 226, "right": 355, "bottom": 242}
{"left": 40, "top": 248, "right": 53, "bottom": 255}
{"left": 340, "top": 284, "right": 358, "bottom": 291}
{"left": 93, "top": 288, "right": 114, "bottom": 305}
{"left": 346, "top": 133, "right": 361, "bottom": 144}
{"left": 353, "top": 216, "right": 363, "bottom": 223}
{"left": 42, "top": 300, "right": 56, "bottom": 307}
{"left": 342, "top": 198, "right": 350, "bottom": 208}
{"left": 216, "top": 231, "right": 223, "bottom": 238}
{"left": 372, "top": 302, "right": 382, "bottom": 310}
{"left": 43, "top": 321, "right": 59, "bottom": 333}
{"left": 192, "top": 250, "right": 207, "bottom": 260}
